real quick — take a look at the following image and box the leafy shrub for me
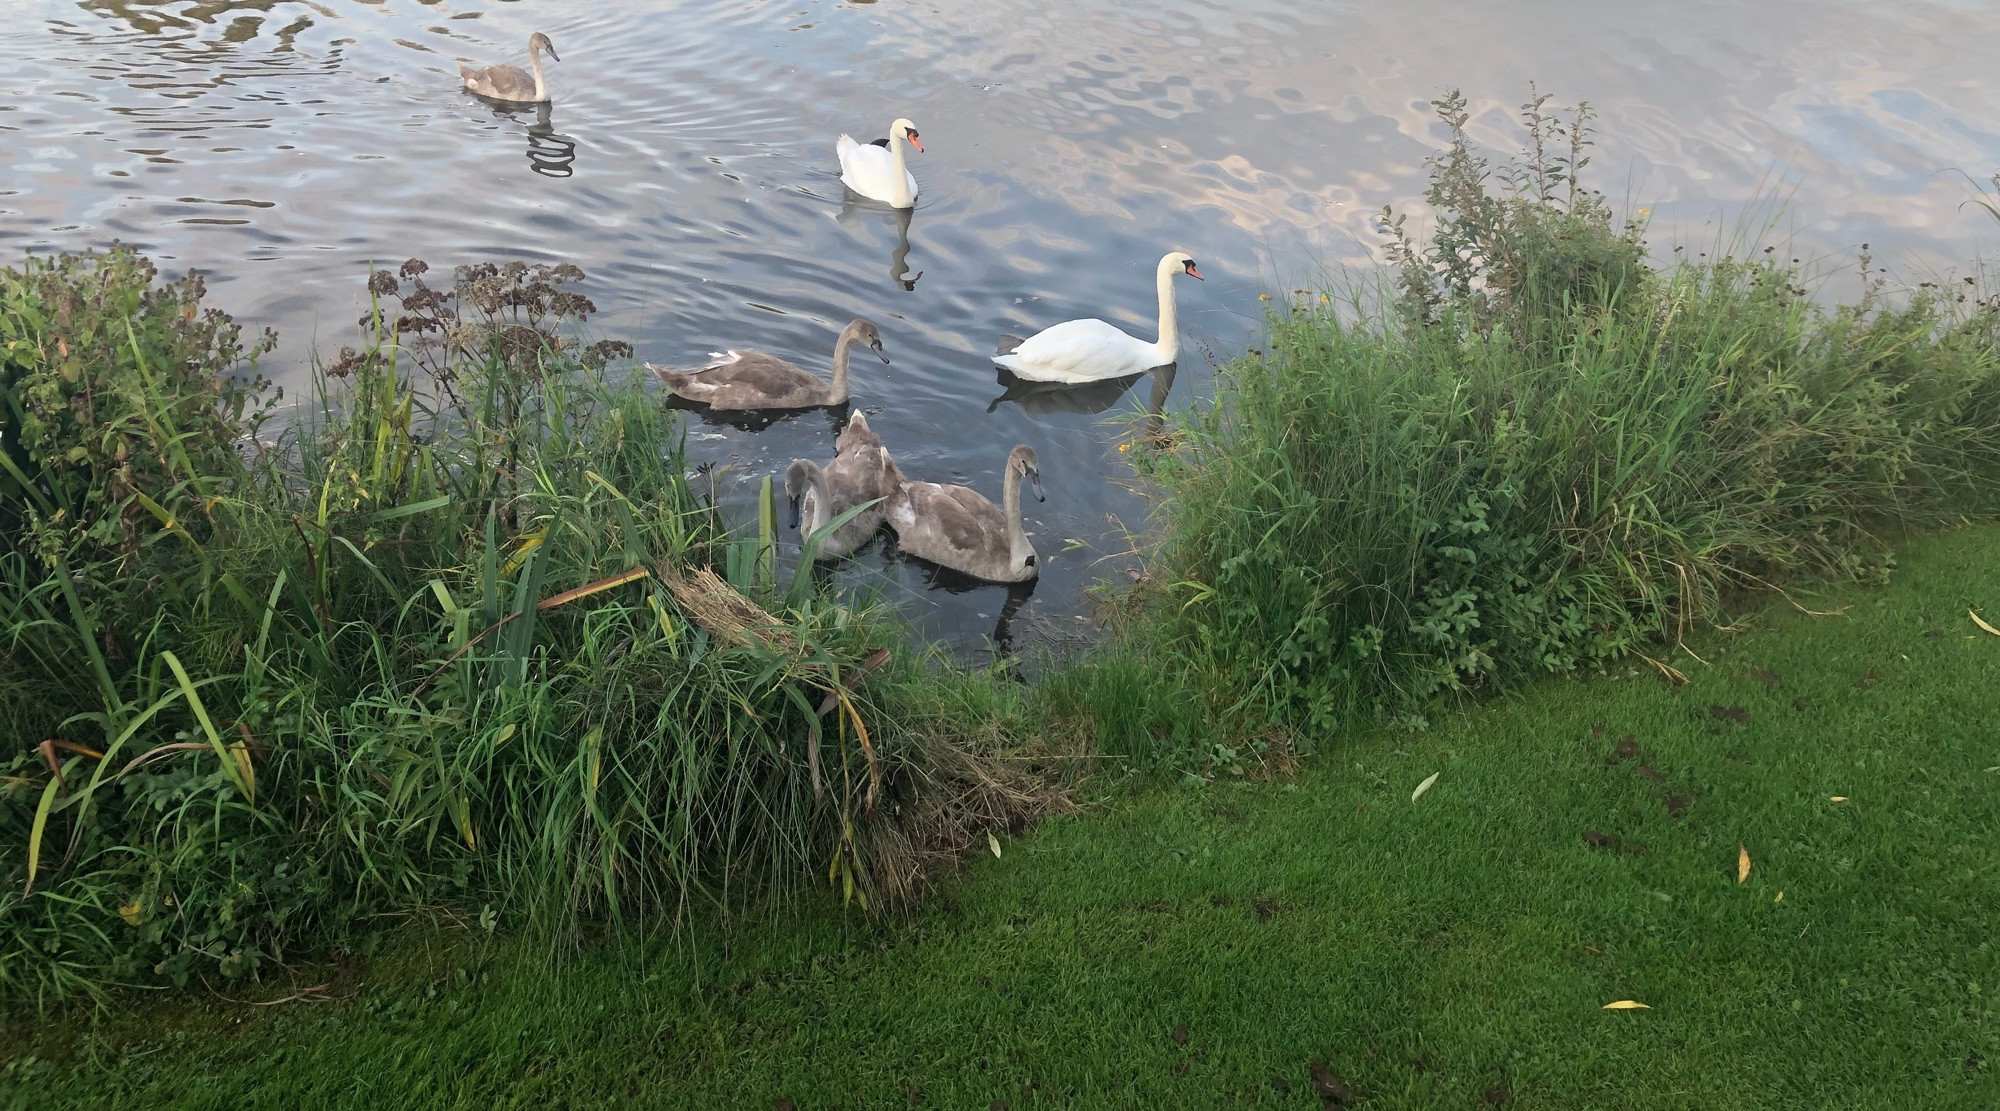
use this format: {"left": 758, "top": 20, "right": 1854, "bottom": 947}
{"left": 1378, "top": 87, "right": 1650, "bottom": 335}
{"left": 0, "top": 246, "right": 275, "bottom": 572}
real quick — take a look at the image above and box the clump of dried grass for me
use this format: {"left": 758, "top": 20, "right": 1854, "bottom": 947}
{"left": 660, "top": 566, "right": 802, "bottom": 655}
{"left": 860, "top": 717, "right": 1085, "bottom": 909}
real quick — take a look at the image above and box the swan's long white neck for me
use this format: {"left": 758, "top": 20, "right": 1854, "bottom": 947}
{"left": 529, "top": 47, "right": 548, "bottom": 102}
{"left": 1001, "top": 464, "right": 1034, "bottom": 571}
{"left": 828, "top": 328, "right": 857, "bottom": 402}
{"left": 886, "top": 125, "right": 913, "bottom": 208}
{"left": 1152, "top": 255, "right": 1181, "bottom": 366}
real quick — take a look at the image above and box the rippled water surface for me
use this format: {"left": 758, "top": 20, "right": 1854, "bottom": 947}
{"left": 8, "top": 0, "right": 2000, "bottom": 652}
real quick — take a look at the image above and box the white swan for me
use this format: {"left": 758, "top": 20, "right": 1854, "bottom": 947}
{"left": 459, "top": 32, "right": 559, "bottom": 104}
{"left": 836, "top": 118, "right": 922, "bottom": 208}
{"left": 993, "top": 251, "right": 1203, "bottom": 384}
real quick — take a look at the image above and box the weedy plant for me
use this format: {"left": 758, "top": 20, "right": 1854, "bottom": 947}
{"left": 0, "top": 248, "right": 1049, "bottom": 1010}
{"left": 1127, "top": 87, "right": 2000, "bottom": 755}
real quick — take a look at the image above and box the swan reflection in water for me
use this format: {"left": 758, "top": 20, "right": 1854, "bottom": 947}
{"left": 483, "top": 101, "right": 577, "bottom": 178}
{"left": 834, "top": 195, "right": 922, "bottom": 290}
{"left": 986, "top": 360, "right": 1177, "bottom": 432}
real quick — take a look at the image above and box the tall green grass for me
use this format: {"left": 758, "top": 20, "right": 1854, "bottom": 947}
{"left": 0, "top": 252, "right": 1044, "bottom": 1009}
{"left": 1125, "top": 90, "right": 2000, "bottom": 750}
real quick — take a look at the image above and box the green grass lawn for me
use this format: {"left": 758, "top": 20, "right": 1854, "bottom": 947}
{"left": 8, "top": 528, "right": 2000, "bottom": 1109}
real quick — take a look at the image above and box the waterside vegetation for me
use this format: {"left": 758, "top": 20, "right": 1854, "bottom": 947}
{"left": 1112, "top": 89, "right": 2000, "bottom": 749}
{"left": 1, "top": 253, "right": 1055, "bottom": 1009}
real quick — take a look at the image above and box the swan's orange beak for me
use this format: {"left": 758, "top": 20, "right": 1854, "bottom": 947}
{"left": 1185, "top": 263, "right": 1204, "bottom": 280}
{"left": 905, "top": 133, "right": 924, "bottom": 153}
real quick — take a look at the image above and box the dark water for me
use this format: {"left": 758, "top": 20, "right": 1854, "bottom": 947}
{"left": 7, "top": 0, "right": 2000, "bottom": 655}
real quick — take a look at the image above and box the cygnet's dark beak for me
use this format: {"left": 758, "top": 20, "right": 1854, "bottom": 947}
{"left": 786, "top": 494, "right": 802, "bottom": 532}
{"left": 873, "top": 343, "right": 891, "bottom": 365}
{"left": 1030, "top": 473, "right": 1046, "bottom": 503}
{"left": 546, "top": 45, "right": 561, "bottom": 63}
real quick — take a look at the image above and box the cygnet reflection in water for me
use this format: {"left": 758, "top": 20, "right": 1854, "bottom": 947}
{"left": 834, "top": 195, "right": 922, "bottom": 291}
{"left": 524, "top": 105, "right": 578, "bottom": 179}
{"left": 483, "top": 102, "right": 578, "bottom": 178}
{"left": 665, "top": 395, "right": 855, "bottom": 437}
{"left": 986, "top": 362, "right": 1178, "bottom": 427}
{"left": 879, "top": 539, "right": 1041, "bottom": 658}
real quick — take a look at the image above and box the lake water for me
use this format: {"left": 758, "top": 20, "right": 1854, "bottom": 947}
{"left": 6, "top": 0, "right": 2000, "bottom": 655}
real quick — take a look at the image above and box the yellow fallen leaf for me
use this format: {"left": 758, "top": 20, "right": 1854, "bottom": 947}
{"left": 1602, "top": 1000, "right": 1650, "bottom": 1010}
{"left": 1737, "top": 844, "right": 1752, "bottom": 884}
{"left": 1411, "top": 772, "right": 1440, "bottom": 802}
{"left": 1970, "top": 610, "right": 2000, "bottom": 636}
{"left": 1774, "top": 891, "right": 1784, "bottom": 904}
{"left": 1829, "top": 796, "right": 1847, "bottom": 803}
{"left": 987, "top": 831, "right": 1002, "bottom": 859}
{"left": 118, "top": 900, "right": 143, "bottom": 926}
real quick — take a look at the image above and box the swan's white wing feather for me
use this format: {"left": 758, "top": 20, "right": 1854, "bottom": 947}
{"left": 835, "top": 133, "right": 864, "bottom": 177}
{"left": 836, "top": 136, "right": 917, "bottom": 204}
{"left": 992, "top": 319, "right": 1153, "bottom": 383}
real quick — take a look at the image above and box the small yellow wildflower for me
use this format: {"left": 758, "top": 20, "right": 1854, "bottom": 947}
{"left": 1258, "top": 293, "right": 1271, "bottom": 301}
{"left": 1117, "top": 443, "right": 1131, "bottom": 453}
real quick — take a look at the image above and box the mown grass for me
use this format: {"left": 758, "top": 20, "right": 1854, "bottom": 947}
{"left": 7, "top": 524, "right": 1996, "bottom": 1108}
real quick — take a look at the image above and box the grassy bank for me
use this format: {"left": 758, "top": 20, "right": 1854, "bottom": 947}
{"left": 6, "top": 82, "right": 2000, "bottom": 1049}
{"left": 8, "top": 523, "right": 1996, "bottom": 1108}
